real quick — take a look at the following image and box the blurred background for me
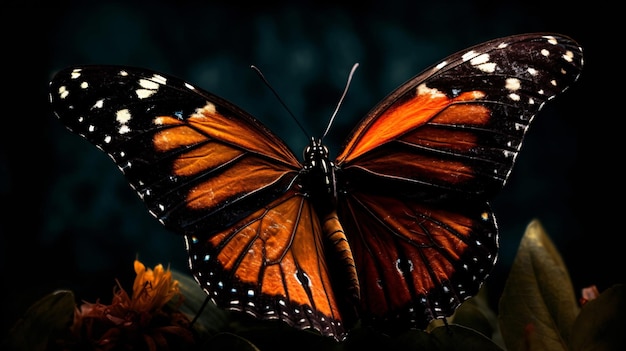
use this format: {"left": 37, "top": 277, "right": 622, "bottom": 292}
{"left": 2, "top": 0, "right": 620, "bottom": 339}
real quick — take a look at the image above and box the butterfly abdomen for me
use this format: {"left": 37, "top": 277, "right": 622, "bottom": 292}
{"left": 322, "top": 212, "right": 360, "bottom": 305}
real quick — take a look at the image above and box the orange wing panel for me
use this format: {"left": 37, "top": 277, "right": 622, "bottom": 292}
{"left": 187, "top": 104, "right": 300, "bottom": 166}
{"left": 185, "top": 157, "right": 295, "bottom": 211}
{"left": 338, "top": 88, "right": 485, "bottom": 164}
{"left": 203, "top": 191, "right": 341, "bottom": 321}
{"left": 338, "top": 192, "right": 497, "bottom": 323}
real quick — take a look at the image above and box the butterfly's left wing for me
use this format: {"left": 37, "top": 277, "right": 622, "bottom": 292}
{"left": 334, "top": 33, "right": 583, "bottom": 330}
{"left": 49, "top": 66, "right": 348, "bottom": 339}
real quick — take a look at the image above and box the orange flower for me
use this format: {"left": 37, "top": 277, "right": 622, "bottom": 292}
{"left": 57, "top": 259, "right": 195, "bottom": 351}
{"left": 130, "top": 260, "right": 180, "bottom": 313}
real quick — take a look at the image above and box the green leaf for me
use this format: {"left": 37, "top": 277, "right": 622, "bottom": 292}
{"left": 3, "top": 290, "right": 76, "bottom": 351}
{"left": 452, "top": 286, "right": 500, "bottom": 342}
{"left": 498, "top": 219, "right": 580, "bottom": 351}
{"left": 569, "top": 284, "right": 626, "bottom": 350}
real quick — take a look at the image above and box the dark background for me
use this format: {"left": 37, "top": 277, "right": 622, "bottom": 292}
{"left": 2, "top": 0, "right": 622, "bottom": 340}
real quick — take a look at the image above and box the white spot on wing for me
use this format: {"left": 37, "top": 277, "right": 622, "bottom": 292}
{"left": 136, "top": 89, "right": 156, "bottom": 99}
{"left": 468, "top": 53, "right": 496, "bottom": 72}
{"left": 462, "top": 50, "right": 478, "bottom": 62}
{"left": 205, "top": 102, "right": 217, "bottom": 113}
{"left": 116, "top": 109, "right": 131, "bottom": 124}
{"left": 470, "top": 53, "right": 490, "bottom": 66}
{"left": 544, "top": 35, "right": 558, "bottom": 45}
{"left": 116, "top": 109, "right": 132, "bottom": 134}
{"left": 151, "top": 74, "right": 167, "bottom": 85}
{"left": 119, "top": 125, "right": 131, "bottom": 134}
{"left": 58, "top": 86, "right": 69, "bottom": 99}
{"left": 503, "top": 150, "right": 517, "bottom": 158}
{"left": 435, "top": 61, "right": 448, "bottom": 70}
{"left": 70, "top": 69, "right": 82, "bottom": 79}
{"left": 476, "top": 62, "right": 496, "bottom": 73}
{"left": 508, "top": 93, "right": 520, "bottom": 101}
{"left": 136, "top": 78, "right": 160, "bottom": 99}
{"left": 139, "top": 79, "right": 160, "bottom": 90}
{"left": 416, "top": 84, "right": 445, "bottom": 98}
{"left": 505, "top": 78, "right": 521, "bottom": 91}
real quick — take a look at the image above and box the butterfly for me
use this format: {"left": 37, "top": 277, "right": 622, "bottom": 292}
{"left": 49, "top": 33, "right": 583, "bottom": 341}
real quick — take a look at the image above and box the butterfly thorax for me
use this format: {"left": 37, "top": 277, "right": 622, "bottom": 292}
{"left": 301, "top": 137, "right": 338, "bottom": 216}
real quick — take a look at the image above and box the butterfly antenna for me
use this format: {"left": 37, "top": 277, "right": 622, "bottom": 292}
{"left": 322, "top": 63, "right": 359, "bottom": 140}
{"left": 250, "top": 65, "right": 309, "bottom": 139}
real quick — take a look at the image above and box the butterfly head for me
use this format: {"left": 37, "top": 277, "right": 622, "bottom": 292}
{"left": 303, "top": 137, "right": 330, "bottom": 169}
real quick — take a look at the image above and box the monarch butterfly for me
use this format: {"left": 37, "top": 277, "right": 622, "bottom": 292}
{"left": 49, "top": 33, "right": 583, "bottom": 341}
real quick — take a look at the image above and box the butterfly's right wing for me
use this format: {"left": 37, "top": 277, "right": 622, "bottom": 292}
{"left": 333, "top": 33, "right": 583, "bottom": 332}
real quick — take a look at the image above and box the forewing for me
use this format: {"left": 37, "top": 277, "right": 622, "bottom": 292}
{"left": 49, "top": 65, "right": 302, "bottom": 235}
{"left": 336, "top": 33, "right": 584, "bottom": 199}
